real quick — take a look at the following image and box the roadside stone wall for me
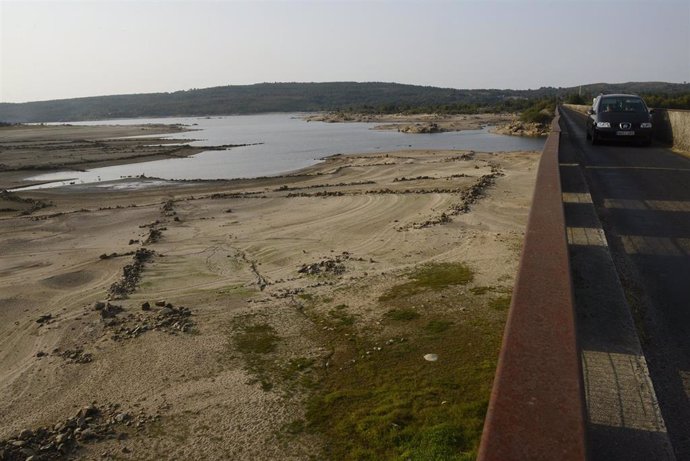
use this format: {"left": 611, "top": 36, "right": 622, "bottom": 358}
{"left": 653, "top": 109, "right": 690, "bottom": 153}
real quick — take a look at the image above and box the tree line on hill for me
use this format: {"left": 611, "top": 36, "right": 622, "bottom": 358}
{"left": 0, "top": 81, "right": 688, "bottom": 123}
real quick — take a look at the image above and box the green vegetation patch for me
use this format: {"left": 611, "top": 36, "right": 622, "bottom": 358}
{"left": 488, "top": 295, "right": 511, "bottom": 311}
{"left": 328, "top": 308, "right": 356, "bottom": 326}
{"left": 379, "top": 263, "right": 474, "bottom": 303}
{"left": 385, "top": 308, "right": 421, "bottom": 321}
{"left": 235, "top": 323, "right": 279, "bottom": 354}
{"left": 425, "top": 319, "right": 453, "bottom": 334}
{"left": 306, "top": 315, "right": 503, "bottom": 461}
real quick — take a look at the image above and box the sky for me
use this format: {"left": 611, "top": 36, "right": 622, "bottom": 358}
{"left": 1, "top": 0, "right": 688, "bottom": 103}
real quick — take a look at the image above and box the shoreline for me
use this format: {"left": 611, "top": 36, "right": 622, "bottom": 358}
{"left": 0, "top": 123, "right": 231, "bottom": 190}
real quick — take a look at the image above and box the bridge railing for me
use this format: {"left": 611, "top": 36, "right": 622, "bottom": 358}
{"left": 477, "top": 107, "right": 588, "bottom": 460}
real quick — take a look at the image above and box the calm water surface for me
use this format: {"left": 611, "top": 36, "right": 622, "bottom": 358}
{"left": 24, "top": 114, "right": 545, "bottom": 189}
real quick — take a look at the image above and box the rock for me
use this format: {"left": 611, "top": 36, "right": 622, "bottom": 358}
{"left": 155, "top": 300, "right": 166, "bottom": 307}
{"left": 35, "top": 314, "right": 52, "bottom": 324}
{"left": 141, "top": 302, "right": 151, "bottom": 311}
{"left": 159, "top": 307, "right": 173, "bottom": 316}
{"left": 18, "top": 429, "right": 33, "bottom": 440}
{"left": 102, "top": 318, "right": 117, "bottom": 327}
{"left": 100, "top": 303, "right": 123, "bottom": 319}
{"left": 79, "top": 428, "right": 96, "bottom": 441}
{"left": 94, "top": 301, "right": 106, "bottom": 310}
{"left": 36, "top": 351, "right": 46, "bottom": 358}
{"left": 423, "top": 353, "right": 438, "bottom": 362}
{"left": 80, "top": 405, "right": 99, "bottom": 418}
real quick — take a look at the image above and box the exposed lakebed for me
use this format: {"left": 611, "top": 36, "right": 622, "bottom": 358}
{"left": 23, "top": 113, "right": 545, "bottom": 189}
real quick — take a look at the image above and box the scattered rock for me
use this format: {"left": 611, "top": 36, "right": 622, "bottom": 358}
{"left": 105, "top": 304, "right": 195, "bottom": 341}
{"left": 0, "top": 403, "right": 158, "bottom": 461}
{"left": 107, "top": 248, "right": 154, "bottom": 299}
{"left": 55, "top": 348, "right": 93, "bottom": 364}
{"left": 35, "top": 314, "right": 52, "bottom": 325}
{"left": 298, "top": 253, "right": 351, "bottom": 276}
{"left": 492, "top": 120, "right": 549, "bottom": 137}
{"left": 99, "top": 303, "right": 123, "bottom": 319}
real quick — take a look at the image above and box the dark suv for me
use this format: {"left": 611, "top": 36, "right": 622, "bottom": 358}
{"left": 586, "top": 94, "right": 654, "bottom": 145}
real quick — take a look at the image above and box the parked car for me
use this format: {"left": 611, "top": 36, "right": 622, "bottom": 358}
{"left": 586, "top": 94, "right": 654, "bottom": 146}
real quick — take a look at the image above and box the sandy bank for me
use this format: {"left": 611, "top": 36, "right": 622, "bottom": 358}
{"left": 304, "top": 112, "right": 515, "bottom": 133}
{"left": 0, "top": 141, "right": 539, "bottom": 459}
{"left": 0, "top": 124, "right": 251, "bottom": 190}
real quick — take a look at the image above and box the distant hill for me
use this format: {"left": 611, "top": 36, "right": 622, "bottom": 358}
{"left": 1, "top": 81, "right": 688, "bottom": 122}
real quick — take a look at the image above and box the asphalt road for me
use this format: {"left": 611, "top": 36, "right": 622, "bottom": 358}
{"left": 561, "top": 107, "right": 690, "bottom": 460}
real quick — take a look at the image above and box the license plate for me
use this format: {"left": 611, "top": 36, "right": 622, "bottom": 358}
{"left": 616, "top": 131, "right": 635, "bottom": 136}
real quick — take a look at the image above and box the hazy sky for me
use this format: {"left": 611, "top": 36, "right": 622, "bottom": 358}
{"left": 1, "top": 0, "right": 688, "bottom": 103}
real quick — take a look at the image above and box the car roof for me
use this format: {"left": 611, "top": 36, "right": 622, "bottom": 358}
{"left": 600, "top": 94, "right": 642, "bottom": 99}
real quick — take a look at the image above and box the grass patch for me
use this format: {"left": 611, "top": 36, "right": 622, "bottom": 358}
{"left": 232, "top": 322, "right": 281, "bottom": 391}
{"left": 379, "top": 263, "right": 474, "bottom": 302}
{"left": 385, "top": 308, "right": 420, "bottom": 321}
{"left": 298, "top": 293, "right": 314, "bottom": 301}
{"left": 470, "top": 286, "right": 493, "bottom": 295}
{"left": 425, "top": 319, "right": 453, "bottom": 334}
{"left": 235, "top": 323, "right": 279, "bottom": 354}
{"left": 306, "top": 314, "right": 503, "bottom": 461}
{"left": 488, "top": 295, "right": 511, "bottom": 311}
{"left": 329, "top": 309, "right": 356, "bottom": 326}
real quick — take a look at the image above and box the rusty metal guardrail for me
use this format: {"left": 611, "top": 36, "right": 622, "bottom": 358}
{"left": 477, "top": 107, "right": 587, "bottom": 460}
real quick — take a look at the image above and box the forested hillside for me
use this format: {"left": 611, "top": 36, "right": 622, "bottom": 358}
{"left": 1, "top": 81, "right": 688, "bottom": 122}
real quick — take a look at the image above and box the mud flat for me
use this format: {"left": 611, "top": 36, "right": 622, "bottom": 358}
{"left": 0, "top": 130, "right": 539, "bottom": 459}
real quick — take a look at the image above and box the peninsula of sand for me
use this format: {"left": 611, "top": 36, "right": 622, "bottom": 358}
{"left": 0, "top": 123, "right": 539, "bottom": 460}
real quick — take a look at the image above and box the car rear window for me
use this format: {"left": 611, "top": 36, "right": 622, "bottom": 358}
{"left": 599, "top": 97, "right": 647, "bottom": 113}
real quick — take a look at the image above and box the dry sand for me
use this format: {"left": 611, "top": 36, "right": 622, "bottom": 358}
{"left": 0, "top": 125, "right": 540, "bottom": 460}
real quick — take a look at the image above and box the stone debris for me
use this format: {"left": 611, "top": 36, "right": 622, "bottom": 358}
{"left": 98, "top": 251, "right": 134, "bottom": 260}
{"left": 102, "top": 301, "right": 194, "bottom": 341}
{"left": 298, "top": 253, "right": 352, "bottom": 276}
{"left": 54, "top": 348, "right": 93, "bottom": 364}
{"left": 406, "top": 167, "right": 505, "bottom": 230}
{"left": 144, "top": 227, "right": 163, "bottom": 244}
{"left": 97, "top": 302, "right": 123, "bottom": 319}
{"left": 161, "top": 199, "right": 176, "bottom": 217}
{"left": 0, "top": 404, "right": 159, "bottom": 461}
{"left": 107, "top": 248, "right": 154, "bottom": 299}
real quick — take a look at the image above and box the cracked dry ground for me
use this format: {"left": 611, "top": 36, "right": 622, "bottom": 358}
{"left": 0, "top": 149, "right": 539, "bottom": 460}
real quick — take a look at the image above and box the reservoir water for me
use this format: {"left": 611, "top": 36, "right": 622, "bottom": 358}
{"left": 23, "top": 113, "right": 545, "bottom": 189}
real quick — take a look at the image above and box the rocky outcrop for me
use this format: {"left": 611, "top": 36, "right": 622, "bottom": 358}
{"left": 492, "top": 121, "right": 549, "bottom": 137}
{"left": 396, "top": 123, "right": 442, "bottom": 134}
